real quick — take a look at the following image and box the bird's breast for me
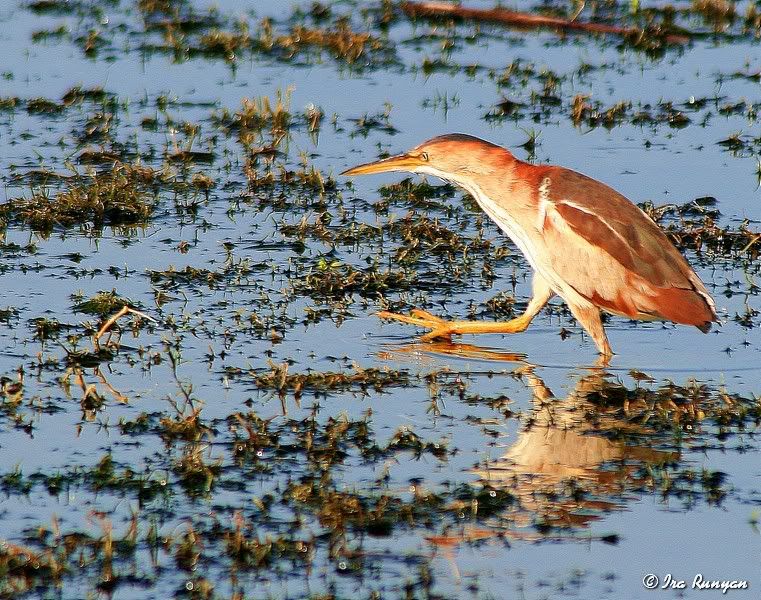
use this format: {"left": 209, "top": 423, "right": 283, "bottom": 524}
{"left": 462, "top": 184, "right": 543, "bottom": 271}
{"left": 459, "top": 180, "right": 588, "bottom": 304}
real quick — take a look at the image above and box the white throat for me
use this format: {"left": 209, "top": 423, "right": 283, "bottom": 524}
{"left": 414, "top": 167, "right": 544, "bottom": 275}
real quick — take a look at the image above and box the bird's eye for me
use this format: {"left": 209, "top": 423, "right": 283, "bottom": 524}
{"left": 420, "top": 152, "right": 429, "bottom": 161}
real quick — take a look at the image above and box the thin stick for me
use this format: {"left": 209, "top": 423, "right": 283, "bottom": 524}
{"left": 94, "top": 305, "right": 158, "bottom": 343}
{"left": 95, "top": 367, "right": 129, "bottom": 403}
{"left": 401, "top": 1, "right": 689, "bottom": 44}
{"left": 740, "top": 232, "right": 761, "bottom": 253}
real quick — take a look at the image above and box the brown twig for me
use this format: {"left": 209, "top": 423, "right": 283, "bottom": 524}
{"left": 741, "top": 232, "right": 761, "bottom": 253}
{"left": 401, "top": 1, "right": 689, "bottom": 44}
{"left": 74, "top": 368, "right": 100, "bottom": 402}
{"left": 96, "top": 367, "right": 129, "bottom": 403}
{"left": 94, "top": 305, "right": 158, "bottom": 345}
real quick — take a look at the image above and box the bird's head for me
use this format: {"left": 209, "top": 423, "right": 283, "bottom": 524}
{"left": 342, "top": 134, "right": 514, "bottom": 184}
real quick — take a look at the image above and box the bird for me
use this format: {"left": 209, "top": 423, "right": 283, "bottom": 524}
{"left": 342, "top": 134, "right": 717, "bottom": 357}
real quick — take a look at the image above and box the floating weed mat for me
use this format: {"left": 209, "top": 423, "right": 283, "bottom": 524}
{"left": 133, "top": 1, "right": 397, "bottom": 67}
{"left": 243, "top": 163, "right": 337, "bottom": 209}
{"left": 147, "top": 256, "right": 270, "bottom": 293}
{"left": 642, "top": 197, "right": 761, "bottom": 260}
{"left": 293, "top": 258, "right": 416, "bottom": 301}
{"left": 71, "top": 290, "right": 138, "bottom": 317}
{"left": 195, "top": 17, "right": 390, "bottom": 65}
{"left": 269, "top": 18, "right": 390, "bottom": 64}
{"left": 0, "top": 163, "right": 163, "bottom": 235}
{"left": 228, "top": 362, "right": 410, "bottom": 402}
{"left": 26, "top": 0, "right": 89, "bottom": 15}
{"left": 16, "top": 87, "right": 114, "bottom": 117}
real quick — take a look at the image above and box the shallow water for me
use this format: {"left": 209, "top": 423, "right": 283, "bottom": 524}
{"left": 0, "top": 0, "right": 758, "bottom": 598}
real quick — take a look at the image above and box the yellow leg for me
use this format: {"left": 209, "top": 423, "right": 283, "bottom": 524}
{"left": 378, "top": 274, "right": 554, "bottom": 342}
{"left": 567, "top": 301, "right": 613, "bottom": 357}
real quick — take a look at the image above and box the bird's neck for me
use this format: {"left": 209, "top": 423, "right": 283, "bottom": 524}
{"left": 454, "top": 159, "right": 547, "bottom": 212}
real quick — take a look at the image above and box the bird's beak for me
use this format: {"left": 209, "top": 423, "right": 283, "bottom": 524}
{"left": 341, "top": 153, "right": 422, "bottom": 176}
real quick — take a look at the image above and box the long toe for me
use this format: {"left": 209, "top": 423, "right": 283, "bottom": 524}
{"left": 377, "top": 310, "right": 432, "bottom": 327}
{"left": 377, "top": 309, "right": 447, "bottom": 329}
{"left": 410, "top": 309, "right": 446, "bottom": 323}
{"left": 420, "top": 326, "right": 455, "bottom": 342}
{"left": 377, "top": 309, "right": 457, "bottom": 340}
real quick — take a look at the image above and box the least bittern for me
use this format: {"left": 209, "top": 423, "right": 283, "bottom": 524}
{"left": 343, "top": 134, "right": 717, "bottom": 356}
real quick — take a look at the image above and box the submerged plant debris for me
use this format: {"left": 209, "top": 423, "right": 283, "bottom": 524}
{"left": 0, "top": 0, "right": 758, "bottom": 598}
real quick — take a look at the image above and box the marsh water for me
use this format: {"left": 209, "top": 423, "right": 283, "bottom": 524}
{"left": 0, "top": 0, "right": 759, "bottom": 598}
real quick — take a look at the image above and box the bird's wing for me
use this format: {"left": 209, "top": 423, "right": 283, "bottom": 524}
{"left": 540, "top": 167, "right": 716, "bottom": 325}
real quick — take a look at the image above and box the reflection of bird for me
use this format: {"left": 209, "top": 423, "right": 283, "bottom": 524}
{"left": 343, "top": 134, "right": 717, "bottom": 356}
{"left": 377, "top": 339, "right": 526, "bottom": 365}
{"left": 384, "top": 341, "right": 683, "bottom": 548}
{"left": 473, "top": 365, "right": 678, "bottom": 531}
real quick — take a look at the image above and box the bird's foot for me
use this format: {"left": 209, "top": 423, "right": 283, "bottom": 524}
{"left": 377, "top": 309, "right": 456, "bottom": 341}
{"left": 377, "top": 309, "right": 531, "bottom": 341}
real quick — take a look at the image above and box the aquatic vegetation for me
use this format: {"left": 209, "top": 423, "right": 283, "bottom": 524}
{"left": 212, "top": 88, "right": 293, "bottom": 150}
{"left": 234, "top": 362, "right": 410, "bottom": 401}
{"left": 198, "top": 23, "right": 251, "bottom": 61}
{"left": 274, "top": 18, "right": 386, "bottom": 64}
{"left": 0, "top": 361, "right": 754, "bottom": 596}
{"left": 27, "top": 0, "right": 83, "bottom": 15}
{"left": 642, "top": 198, "right": 761, "bottom": 259}
{"left": 0, "top": 0, "right": 758, "bottom": 597}
{"left": 0, "top": 97, "right": 19, "bottom": 110}
{"left": 61, "top": 85, "right": 111, "bottom": 106}
{"left": 0, "top": 162, "right": 159, "bottom": 234}
{"left": 72, "top": 290, "right": 137, "bottom": 317}
{"left": 26, "top": 97, "right": 65, "bottom": 115}
{"left": 350, "top": 102, "right": 398, "bottom": 137}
